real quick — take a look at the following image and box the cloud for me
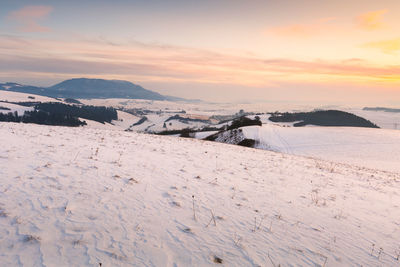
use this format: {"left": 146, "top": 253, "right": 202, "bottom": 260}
{"left": 364, "top": 38, "right": 400, "bottom": 54}
{"left": 267, "top": 18, "right": 336, "bottom": 38}
{"left": 0, "top": 35, "right": 399, "bottom": 87}
{"left": 269, "top": 10, "right": 389, "bottom": 38}
{"left": 8, "top": 5, "right": 53, "bottom": 32}
{"left": 356, "top": 9, "right": 388, "bottom": 31}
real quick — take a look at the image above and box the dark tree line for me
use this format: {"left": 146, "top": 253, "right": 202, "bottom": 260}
{"left": 34, "top": 103, "right": 118, "bottom": 123}
{"left": 363, "top": 107, "right": 400, "bottom": 113}
{"left": 164, "top": 114, "right": 210, "bottom": 124}
{"left": 131, "top": 116, "right": 148, "bottom": 126}
{"left": 227, "top": 116, "right": 261, "bottom": 130}
{"left": 0, "top": 110, "right": 86, "bottom": 127}
{"left": 64, "top": 98, "right": 82, "bottom": 104}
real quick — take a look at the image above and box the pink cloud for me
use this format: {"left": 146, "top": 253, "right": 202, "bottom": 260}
{"left": 0, "top": 36, "right": 399, "bottom": 87}
{"left": 8, "top": 5, "right": 53, "bottom": 32}
{"left": 267, "top": 18, "right": 337, "bottom": 38}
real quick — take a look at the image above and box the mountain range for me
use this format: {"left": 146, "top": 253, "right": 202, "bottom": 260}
{"left": 0, "top": 78, "right": 188, "bottom": 101}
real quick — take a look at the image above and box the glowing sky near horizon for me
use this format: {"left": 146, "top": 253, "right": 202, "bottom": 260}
{"left": 0, "top": 0, "right": 399, "bottom": 104}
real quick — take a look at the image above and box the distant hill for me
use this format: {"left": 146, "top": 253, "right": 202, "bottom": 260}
{"left": 363, "top": 107, "right": 400, "bottom": 113}
{"left": 0, "top": 78, "right": 187, "bottom": 101}
{"left": 0, "top": 82, "right": 47, "bottom": 96}
{"left": 47, "top": 78, "right": 166, "bottom": 100}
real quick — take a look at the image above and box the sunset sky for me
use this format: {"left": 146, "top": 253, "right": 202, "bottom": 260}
{"left": 1, "top": 0, "right": 399, "bottom": 104}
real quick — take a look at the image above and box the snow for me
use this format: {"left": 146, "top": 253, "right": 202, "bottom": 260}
{"left": 348, "top": 108, "right": 400, "bottom": 130}
{"left": 127, "top": 113, "right": 211, "bottom": 133}
{"left": 0, "top": 91, "right": 59, "bottom": 103}
{"left": 1, "top": 122, "right": 399, "bottom": 266}
{"left": 111, "top": 111, "right": 141, "bottom": 130}
{"left": 241, "top": 125, "right": 400, "bottom": 173}
{"left": 78, "top": 110, "right": 140, "bottom": 131}
{"left": 194, "top": 131, "right": 219, "bottom": 139}
{"left": 79, "top": 118, "right": 117, "bottom": 130}
{"left": 0, "top": 102, "right": 33, "bottom": 115}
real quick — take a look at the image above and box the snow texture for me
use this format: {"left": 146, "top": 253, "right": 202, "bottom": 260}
{"left": 1, "top": 122, "right": 399, "bottom": 266}
{"left": 241, "top": 125, "right": 400, "bottom": 173}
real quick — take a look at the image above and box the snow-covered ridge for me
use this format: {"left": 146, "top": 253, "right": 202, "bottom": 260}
{"left": 0, "top": 122, "right": 399, "bottom": 266}
{"left": 0, "top": 91, "right": 59, "bottom": 103}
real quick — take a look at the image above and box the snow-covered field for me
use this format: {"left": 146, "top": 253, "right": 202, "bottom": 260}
{"left": 348, "top": 108, "right": 400, "bottom": 130}
{"left": 241, "top": 125, "right": 400, "bottom": 173}
{"left": 1, "top": 122, "right": 399, "bottom": 266}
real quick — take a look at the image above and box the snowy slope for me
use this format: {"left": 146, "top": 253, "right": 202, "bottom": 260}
{"left": 0, "top": 91, "right": 59, "bottom": 117}
{"left": 127, "top": 113, "right": 211, "bottom": 133}
{"left": 0, "top": 91, "right": 59, "bottom": 103}
{"left": 111, "top": 111, "right": 141, "bottom": 130}
{"left": 1, "top": 122, "right": 399, "bottom": 266}
{"left": 241, "top": 125, "right": 400, "bottom": 173}
{"left": 82, "top": 111, "right": 141, "bottom": 131}
{"left": 0, "top": 102, "right": 33, "bottom": 115}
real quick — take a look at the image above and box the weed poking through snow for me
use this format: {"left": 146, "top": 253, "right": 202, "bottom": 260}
{"left": 205, "top": 209, "right": 217, "bottom": 227}
{"left": 192, "top": 195, "right": 196, "bottom": 221}
{"left": 213, "top": 255, "right": 223, "bottom": 264}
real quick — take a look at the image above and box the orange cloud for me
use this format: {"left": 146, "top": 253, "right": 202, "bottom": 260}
{"left": 8, "top": 5, "right": 53, "bottom": 32}
{"left": 268, "top": 18, "right": 336, "bottom": 38}
{"left": 356, "top": 9, "right": 388, "bottom": 30}
{"left": 364, "top": 38, "right": 400, "bottom": 54}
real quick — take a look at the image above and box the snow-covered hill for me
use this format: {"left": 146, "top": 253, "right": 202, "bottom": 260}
{"left": 0, "top": 90, "right": 60, "bottom": 103}
{"left": 0, "top": 122, "right": 399, "bottom": 266}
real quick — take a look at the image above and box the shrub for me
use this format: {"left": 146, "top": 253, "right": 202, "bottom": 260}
{"left": 228, "top": 116, "right": 262, "bottom": 130}
{"left": 237, "top": 139, "right": 256, "bottom": 147}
